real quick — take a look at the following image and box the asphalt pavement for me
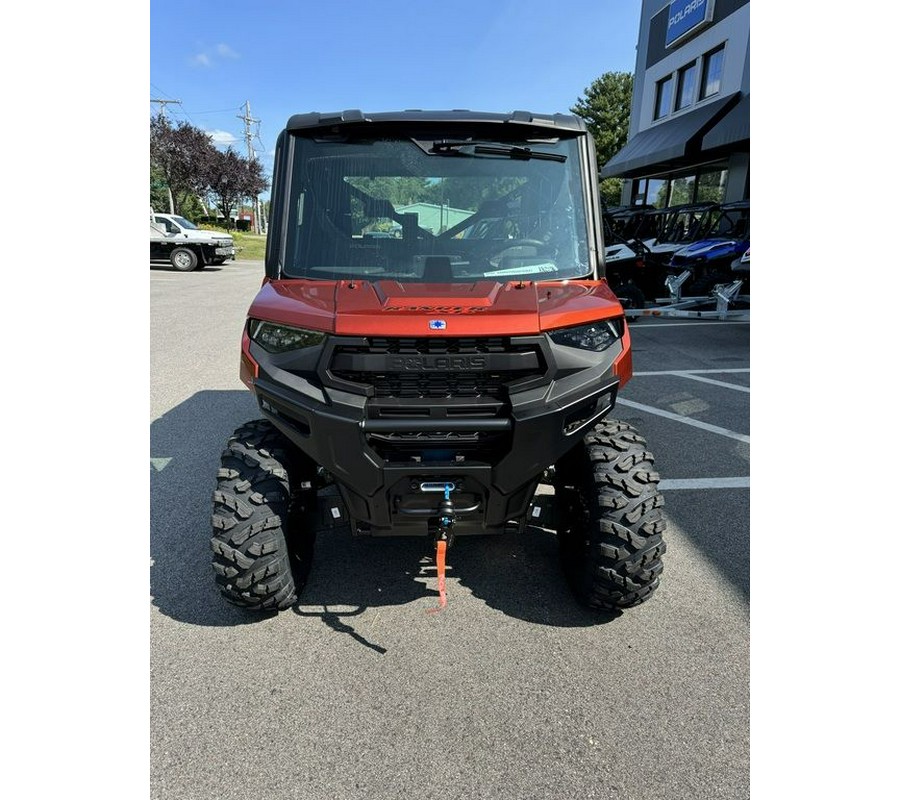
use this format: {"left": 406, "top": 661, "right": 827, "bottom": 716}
{"left": 150, "top": 259, "right": 750, "bottom": 800}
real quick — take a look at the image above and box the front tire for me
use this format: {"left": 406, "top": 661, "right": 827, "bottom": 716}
{"left": 211, "top": 419, "right": 317, "bottom": 611}
{"left": 555, "top": 419, "right": 667, "bottom": 610}
{"left": 170, "top": 247, "right": 198, "bottom": 272}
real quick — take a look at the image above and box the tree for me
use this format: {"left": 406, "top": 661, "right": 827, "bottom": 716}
{"left": 571, "top": 72, "right": 634, "bottom": 206}
{"left": 150, "top": 115, "right": 217, "bottom": 214}
{"left": 206, "top": 148, "right": 269, "bottom": 228}
{"left": 149, "top": 164, "right": 170, "bottom": 213}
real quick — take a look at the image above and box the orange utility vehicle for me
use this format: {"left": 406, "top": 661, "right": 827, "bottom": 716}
{"left": 211, "top": 110, "right": 667, "bottom": 613}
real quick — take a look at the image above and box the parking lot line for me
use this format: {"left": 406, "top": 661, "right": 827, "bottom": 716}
{"left": 630, "top": 321, "right": 750, "bottom": 328}
{"left": 617, "top": 398, "right": 750, "bottom": 443}
{"left": 662, "top": 372, "right": 750, "bottom": 393}
{"left": 659, "top": 477, "right": 750, "bottom": 490}
{"left": 634, "top": 368, "right": 750, "bottom": 375}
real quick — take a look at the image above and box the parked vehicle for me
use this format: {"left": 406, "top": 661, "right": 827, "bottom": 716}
{"left": 606, "top": 204, "right": 656, "bottom": 242}
{"left": 210, "top": 109, "right": 667, "bottom": 614}
{"left": 602, "top": 211, "right": 652, "bottom": 311}
{"left": 666, "top": 201, "right": 750, "bottom": 295}
{"left": 150, "top": 212, "right": 236, "bottom": 271}
{"left": 732, "top": 246, "right": 749, "bottom": 275}
{"left": 602, "top": 204, "right": 715, "bottom": 300}
{"left": 641, "top": 202, "right": 720, "bottom": 258}
{"left": 607, "top": 205, "right": 684, "bottom": 301}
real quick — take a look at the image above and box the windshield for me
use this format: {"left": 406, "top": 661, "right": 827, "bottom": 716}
{"left": 708, "top": 205, "right": 750, "bottom": 239}
{"left": 656, "top": 206, "right": 717, "bottom": 245}
{"left": 172, "top": 215, "right": 198, "bottom": 230}
{"left": 281, "top": 135, "right": 592, "bottom": 281}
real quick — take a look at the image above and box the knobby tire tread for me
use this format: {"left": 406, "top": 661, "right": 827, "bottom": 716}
{"left": 210, "top": 419, "right": 315, "bottom": 611}
{"left": 558, "top": 418, "right": 668, "bottom": 610}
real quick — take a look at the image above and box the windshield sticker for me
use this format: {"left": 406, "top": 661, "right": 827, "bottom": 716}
{"left": 483, "top": 263, "right": 558, "bottom": 277}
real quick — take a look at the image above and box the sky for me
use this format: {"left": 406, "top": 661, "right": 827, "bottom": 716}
{"left": 150, "top": 0, "right": 644, "bottom": 193}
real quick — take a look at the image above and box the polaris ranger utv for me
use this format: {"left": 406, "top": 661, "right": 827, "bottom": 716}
{"left": 211, "top": 110, "right": 667, "bottom": 613}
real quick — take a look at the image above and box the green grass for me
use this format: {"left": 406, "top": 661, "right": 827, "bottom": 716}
{"left": 197, "top": 224, "right": 267, "bottom": 261}
{"left": 231, "top": 232, "right": 267, "bottom": 261}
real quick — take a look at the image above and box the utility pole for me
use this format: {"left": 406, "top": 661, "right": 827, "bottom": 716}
{"left": 151, "top": 98, "right": 181, "bottom": 118}
{"left": 151, "top": 98, "right": 182, "bottom": 213}
{"left": 237, "top": 100, "right": 263, "bottom": 234}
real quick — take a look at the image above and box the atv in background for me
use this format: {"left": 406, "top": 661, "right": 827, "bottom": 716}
{"left": 602, "top": 206, "right": 654, "bottom": 314}
{"left": 732, "top": 246, "right": 750, "bottom": 276}
{"left": 665, "top": 201, "right": 750, "bottom": 296}
{"left": 604, "top": 203, "right": 722, "bottom": 301}
{"left": 607, "top": 204, "right": 677, "bottom": 302}
{"left": 642, "top": 202, "right": 719, "bottom": 259}
{"left": 210, "top": 109, "right": 667, "bottom": 616}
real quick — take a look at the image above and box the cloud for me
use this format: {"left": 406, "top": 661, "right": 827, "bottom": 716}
{"left": 189, "top": 43, "right": 239, "bottom": 68}
{"left": 208, "top": 130, "right": 239, "bottom": 147}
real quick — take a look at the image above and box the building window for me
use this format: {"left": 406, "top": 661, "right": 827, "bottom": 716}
{"left": 700, "top": 45, "right": 725, "bottom": 100}
{"left": 645, "top": 178, "right": 668, "bottom": 208}
{"left": 630, "top": 178, "right": 669, "bottom": 208}
{"left": 675, "top": 62, "right": 697, "bottom": 111}
{"left": 668, "top": 175, "right": 696, "bottom": 206}
{"left": 631, "top": 165, "right": 730, "bottom": 210}
{"left": 654, "top": 75, "right": 673, "bottom": 120}
{"left": 696, "top": 168, "right": 728, "bottom": 203}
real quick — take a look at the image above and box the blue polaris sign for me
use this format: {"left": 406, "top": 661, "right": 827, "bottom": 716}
{"left": 665, "top": 0, "right": 715, "bottom": 48}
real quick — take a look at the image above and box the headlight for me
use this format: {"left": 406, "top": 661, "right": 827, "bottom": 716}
{"left": 547, "top": 320, "right": 622, "bottom": 352}
{"left": 247, "top": 320, "right": 326, "bottom": 353}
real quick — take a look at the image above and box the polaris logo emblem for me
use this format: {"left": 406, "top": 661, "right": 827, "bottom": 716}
{"left": 429, "top": 319, "right": 447, "bottom": 330}
{"left": 389, "top": 356, "right": 487, "bottom": 371}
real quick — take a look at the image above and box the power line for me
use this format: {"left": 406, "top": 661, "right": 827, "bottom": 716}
{"left": 236, "top": 100, "right": 260, "bottom": 161}
{"left": 237, "top": 101, "right": 264, "bottom": 234}
{"left": 150, "top": 98, "right": 181, "bottom": 118}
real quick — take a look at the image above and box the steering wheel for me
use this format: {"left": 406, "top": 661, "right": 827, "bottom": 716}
{"left": 482, "top": 238, "right": 553, "bottom": 266}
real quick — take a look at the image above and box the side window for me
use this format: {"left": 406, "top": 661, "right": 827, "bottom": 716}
{"left": 675, "top": 62, "right": 698, "bottom": 111}
{"left": 654, "top": 75, "right": 673, "bottom": 120}
{"left": 700, "top": 45, "right": 725, "bottom": 100}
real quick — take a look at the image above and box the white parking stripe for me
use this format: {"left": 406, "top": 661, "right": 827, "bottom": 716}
{"left": 617, "top": 398, "right": 750, "bottom": 443}
{"left": 669, "top": 373, "right": 750, "bottom": 392}
{"left": 659, "top": 477, "right": 750, "bottom": 490}
{"left": 631, "top": 369, "right": 749, "bottom": 392}
{"left": 630, "top": 321, "right": 750, "bottom": 327}
{"left": 633, "top": 368, "right": 750, "bottom": 375}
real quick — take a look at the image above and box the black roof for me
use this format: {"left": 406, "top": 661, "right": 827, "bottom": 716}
{"left": 285, "top": 109, "right": 587, "bottom": 136}
{"left": 601, "top": 92, "right": 741, "bottom": 178}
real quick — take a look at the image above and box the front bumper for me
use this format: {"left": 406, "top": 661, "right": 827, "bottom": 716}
{"left": 247, "top": 332, "right": 624, "bottom": 535}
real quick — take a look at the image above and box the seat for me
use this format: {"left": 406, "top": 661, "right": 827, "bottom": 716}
{"left": 422, "top": 256, "right": 454, "bottom": 282}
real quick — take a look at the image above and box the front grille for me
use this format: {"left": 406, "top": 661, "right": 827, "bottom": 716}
{"left": 363, "top": 372, "right": 505, "bottom": 399}
{"left": 331, "top": 336, "right": 544, "bottom": 400}
{"left": 329, "top": 335, "right": 546, "bottom": 463}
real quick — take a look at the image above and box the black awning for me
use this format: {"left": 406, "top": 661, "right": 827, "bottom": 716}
{"left": 702, "top": 93, "right": 749, "bottom": 150}
{"left": 601, "top": 92, "right": 741, "bottom": 179}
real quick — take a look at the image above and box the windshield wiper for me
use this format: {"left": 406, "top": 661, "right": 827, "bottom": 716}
{"left": 429, "top": 141, "right": 566, "bottom": 162}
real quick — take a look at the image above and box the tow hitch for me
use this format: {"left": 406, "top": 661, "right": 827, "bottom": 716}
{"left": 428, "top": 483, "right": 456, "bottom": 612}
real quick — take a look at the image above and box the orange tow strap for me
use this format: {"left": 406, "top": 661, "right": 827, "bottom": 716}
{"left": 427, "top": 539, "right": 448, "bottom": 613}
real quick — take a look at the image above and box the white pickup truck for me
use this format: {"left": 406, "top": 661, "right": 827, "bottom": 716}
{"left": 150, "top": 213, "right": 236, "bottom": 271}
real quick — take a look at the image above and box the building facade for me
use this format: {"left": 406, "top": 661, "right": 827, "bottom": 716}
{"left": 603, "top": 0, "right": 749, "bottom": 209}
